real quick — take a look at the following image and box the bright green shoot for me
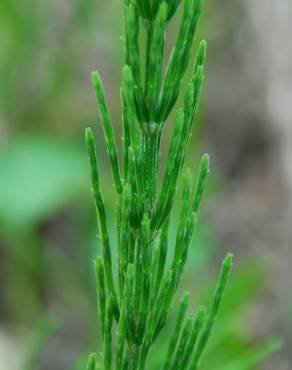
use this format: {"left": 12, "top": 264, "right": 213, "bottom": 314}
{"left": 85, "top": 0, "right": 233, "bottom": 368}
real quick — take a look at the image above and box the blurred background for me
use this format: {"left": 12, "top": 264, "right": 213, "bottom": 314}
{"left": 0, "top": 0, "right": 291, "bottom": 369}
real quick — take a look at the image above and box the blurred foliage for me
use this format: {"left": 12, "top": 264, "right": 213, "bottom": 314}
{"left": 0, "top": 135, "right": 88, "bottom": 230}
{"left": 0, "top": 0, "right": 122, "bottom": 136}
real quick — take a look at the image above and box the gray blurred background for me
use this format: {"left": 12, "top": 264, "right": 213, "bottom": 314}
{"left": 0, "top": 0, "right": 291, "bottom": 369}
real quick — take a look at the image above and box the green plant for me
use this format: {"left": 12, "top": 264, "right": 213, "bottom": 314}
{"left": 85, "top": 0, "right": 233, "bottom": 369}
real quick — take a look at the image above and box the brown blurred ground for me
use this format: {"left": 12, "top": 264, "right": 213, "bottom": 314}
{"left": 204, "top": 0, "right": 292, "bottom": 368}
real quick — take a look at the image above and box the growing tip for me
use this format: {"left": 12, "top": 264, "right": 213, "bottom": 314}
{"left": 123, "top": 64, "right": 133, "bottom": 82}
{"left": 85, "top": 127, "right": 94, "bottom": 143}
{"left": 91, "top": 70, "right": 101, "bottom": 86}
{"left": 223, "top": 252, "right": 234, "bottom": 269}
{"left": 220, "top": 253, "right": 234, "bottom": 283}
{"left": 197, "top": 40, "right": 207, "bottom": 67}
{"left": 158, "top": 1, "right": 168, "bottom": 21}
{"left": 184, "top": 167, "right": 193, "bottom": 178}
{"left": 201, "top": 153, "right": 210, "bottom": 174}
{"left": 181, "top": 291, "right": 190, "bottom": 304}
{"left": 183, "top": 168, "right": 194, "bottom": 187}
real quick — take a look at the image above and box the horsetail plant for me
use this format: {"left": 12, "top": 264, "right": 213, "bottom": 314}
{"left": 85, "top": 0, "right": 233, "bottom": 368}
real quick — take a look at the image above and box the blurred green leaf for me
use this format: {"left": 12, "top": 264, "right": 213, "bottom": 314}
{"left": 0, "top": 135, "right": 88, "bottom": 230}
{"left": 220, "top": 338, "right": 282, "bottom": 370}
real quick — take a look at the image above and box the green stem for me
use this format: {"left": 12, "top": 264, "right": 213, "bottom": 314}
{"left": 144, "top": 23, "right": 154, "bottom": 121}
{"left": 142, "top": 132, "right": 160, "bottom": 210}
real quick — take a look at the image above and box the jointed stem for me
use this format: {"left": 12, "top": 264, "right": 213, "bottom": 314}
{"left": 85, "top": 0, "right": 233, "bottom": 368}
{"left": 142, "top": 132, "right": 160, "bottom": 211}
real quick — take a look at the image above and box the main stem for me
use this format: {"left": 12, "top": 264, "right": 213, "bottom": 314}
{"left": 142, "top": 132, "right": 160, "bottom": 210}
{"left": 85, "top": 0, "right": 234, "bottom": 368}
